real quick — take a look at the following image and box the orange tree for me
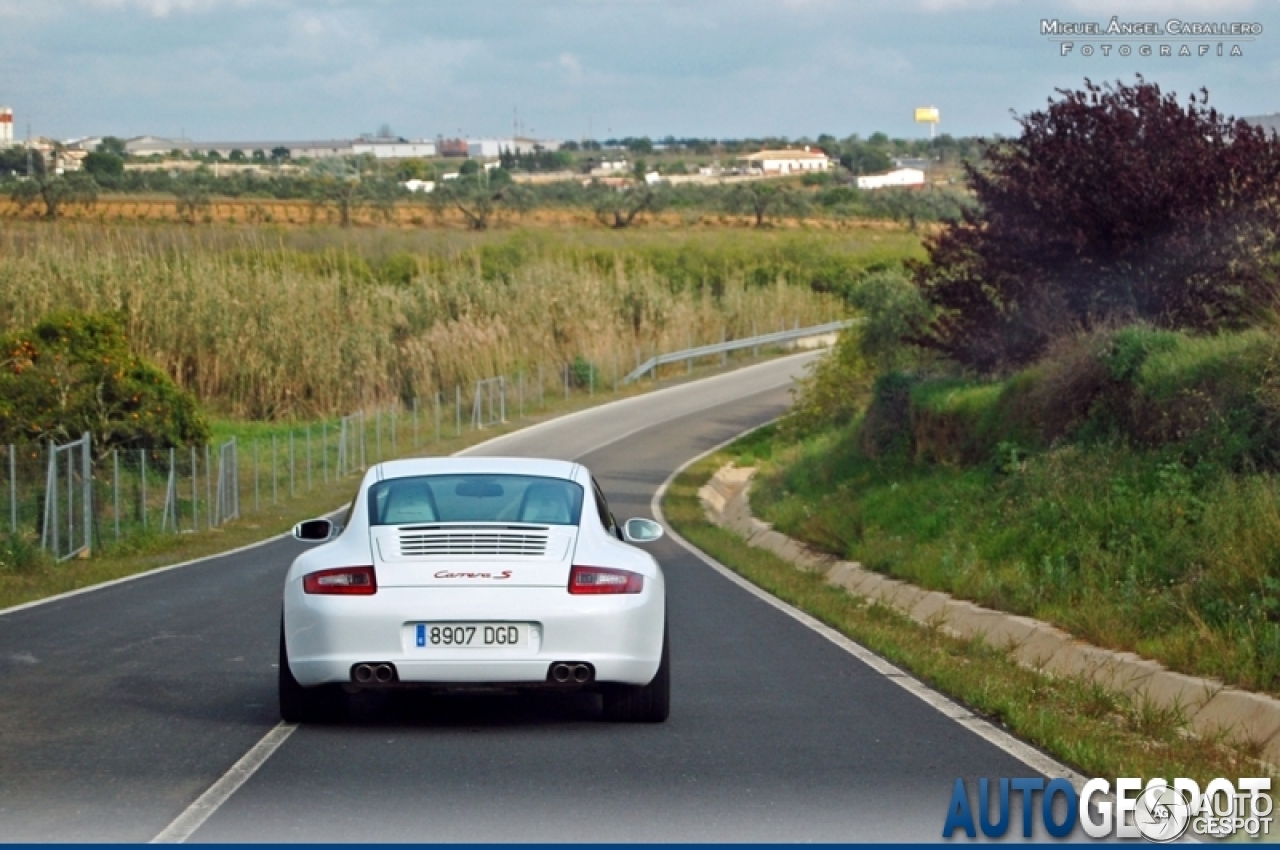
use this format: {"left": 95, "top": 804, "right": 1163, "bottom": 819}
{"left": 0, "top": 312, "right": 209, "bottom": 453}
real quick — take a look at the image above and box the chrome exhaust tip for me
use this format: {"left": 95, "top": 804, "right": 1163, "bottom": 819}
{"left": 550, "top": 663, "right": 572, "bottom": 683}
{"left": 373, "top": 663, "right": 395, "bottom": 683}
{"left": 571, "top": 664, "right": 591, "bottom": 683}
{"left": 353, "top": 663, "right": 375, "bottom": 684}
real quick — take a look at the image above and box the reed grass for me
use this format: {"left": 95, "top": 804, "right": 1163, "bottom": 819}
{"left": 0, "top": 223, "right": 862, "bottom": 419}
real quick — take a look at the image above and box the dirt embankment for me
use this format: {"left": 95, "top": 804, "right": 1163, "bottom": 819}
{"left": 0, "top": 196, "right": 924, "bottom": 233}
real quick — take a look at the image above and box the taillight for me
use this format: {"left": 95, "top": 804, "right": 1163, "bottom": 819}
{"left": 303, "top": 566, "right": 377, "bottom": 595}
{"left": 568, "top": 565, "right": 643, "bottom": 594}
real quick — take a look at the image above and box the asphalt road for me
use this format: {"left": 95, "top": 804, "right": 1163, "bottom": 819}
{"left": 0, "top": 352, "right": 1046, "bottom": 843}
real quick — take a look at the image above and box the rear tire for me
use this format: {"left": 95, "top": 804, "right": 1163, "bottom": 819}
{"left": 278, "top": 621, "right": 345, "bottom": 723}
{"left": 601, "top": 622, "right": 670, "bottom": 723}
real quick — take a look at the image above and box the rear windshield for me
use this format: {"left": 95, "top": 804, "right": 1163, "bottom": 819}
{"left": 368, "top": 474, "right": 584, "bottom": 526}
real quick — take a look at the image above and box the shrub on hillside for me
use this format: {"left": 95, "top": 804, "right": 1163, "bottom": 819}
{"left": 0, "top": 311, "right": 209, "bottom": 452}
{"left": 786, "top": 267, "right": 933, "bottom": 439}
{"left": 885, "top": 327, "right": 1280, "bottom": 471}
{"left": 913, "top": 77, "right": 1280, "bottom": 372}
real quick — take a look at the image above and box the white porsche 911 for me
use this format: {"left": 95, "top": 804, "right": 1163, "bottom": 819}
{"left": 280, "top": 456, "right": 669, "bottom": 723}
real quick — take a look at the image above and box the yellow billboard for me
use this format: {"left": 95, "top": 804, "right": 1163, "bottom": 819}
{"left": 914, "top": 107, "right": 940, "bottom": 124}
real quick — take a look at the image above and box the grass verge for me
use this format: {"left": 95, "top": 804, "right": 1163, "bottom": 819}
{"left": 662, "top": 444, "right": 1268, "bottom": 784}
{"left": 0, "top": 351, "right": 796, "bottom": 611}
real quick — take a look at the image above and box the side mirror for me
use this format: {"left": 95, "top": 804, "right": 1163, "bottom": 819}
{"left": 621, "top": 517, "right": 664, "bottom": 544}
{"left": 293, "top": 518, "right": 336, "bottom": 542}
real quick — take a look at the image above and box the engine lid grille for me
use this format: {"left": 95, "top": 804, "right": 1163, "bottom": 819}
{"left": 397, "top": 529, "right": 549, "bottom": 558}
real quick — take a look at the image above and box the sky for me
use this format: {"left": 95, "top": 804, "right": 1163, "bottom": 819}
{"left": 1, "top": 0, "right": 1278, "bottom": 144}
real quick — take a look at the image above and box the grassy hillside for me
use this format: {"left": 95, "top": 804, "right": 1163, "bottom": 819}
{"left": 754, "top": 325, "right": 1280, "bottom": 695}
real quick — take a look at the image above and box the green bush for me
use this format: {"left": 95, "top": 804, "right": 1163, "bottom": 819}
{"left": 0, "top": 530, "right": 50, "bottom": 574}
{"left": 0, "top": 311, "right": 210, "bottom": 451}
{"left": 854, "top": 327, "right": 1280, "bottom": 471}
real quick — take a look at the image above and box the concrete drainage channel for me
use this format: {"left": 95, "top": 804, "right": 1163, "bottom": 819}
{"left": 699, "top": 463, "right": 1280, "bottom": 770}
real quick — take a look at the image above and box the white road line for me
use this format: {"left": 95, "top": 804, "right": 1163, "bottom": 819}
{"left": 151, "top": 722, "right": 297, "bottom": 844}
{"left": 135, "top": 351, "right": 824, "bottom": 843}
{"left": 650, "top": 430, "right": 1087, "bottom": 790}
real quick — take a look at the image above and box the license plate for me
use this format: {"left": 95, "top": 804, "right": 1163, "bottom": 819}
{"left": 415, "top": 623, "right": 526, "bottom": 648}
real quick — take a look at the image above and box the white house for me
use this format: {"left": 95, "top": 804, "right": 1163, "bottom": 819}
{"left": 738, "top": 146, "right": 830, "bottom": 175}
{"left": 401, "top": 179, "right": 435, "bottom": 193}
{"left": 856, "top": 168, "right": 926, "bottom": 190}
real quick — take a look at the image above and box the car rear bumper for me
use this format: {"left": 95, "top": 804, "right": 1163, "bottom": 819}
{"left": 283, "top": 583, "right": 665, "bottom": 688}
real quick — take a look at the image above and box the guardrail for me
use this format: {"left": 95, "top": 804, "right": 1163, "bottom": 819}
{"left": 622, "top": 319, "right": 858, "bottom": 384}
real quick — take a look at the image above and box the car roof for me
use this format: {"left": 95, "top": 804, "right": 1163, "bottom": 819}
{"left": 373, "top": 456, "right": 581, "bottom": 482}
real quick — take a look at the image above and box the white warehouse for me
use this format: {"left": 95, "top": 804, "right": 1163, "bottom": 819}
{"left": 353, "top": 140, "right": 437, "bottom": 159}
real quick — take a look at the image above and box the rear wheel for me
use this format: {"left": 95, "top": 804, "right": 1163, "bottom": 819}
{"left": 601, "top": 622, "right": 669, "bottom": 723}
{"left": 278, "top": 621, "right": 345, "bottom": 723}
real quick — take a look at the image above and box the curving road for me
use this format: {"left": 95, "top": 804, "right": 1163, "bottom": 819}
{"left": 0, "top": 351, "right": 1060, "bottom": 843}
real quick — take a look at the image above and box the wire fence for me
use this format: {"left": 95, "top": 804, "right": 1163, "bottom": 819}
{"left": 1, "top": 329, "right": 822, "bottom": 560}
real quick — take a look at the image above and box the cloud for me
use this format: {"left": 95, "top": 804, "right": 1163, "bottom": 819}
{"left": 558, "top": 52, "right": 583, "bottom": 77}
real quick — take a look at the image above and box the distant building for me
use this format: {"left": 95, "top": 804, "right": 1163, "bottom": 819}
{"left": 738, "top": 146, "right": 830, "bottom": 175}
{"left": 401, "top": 179, "right": 435, "bottom": 193}
{"left": 438, "top": 138, "right": 468, "bottom": 157}
{"left": 466, "top": 139, "right": 509, "bottom": 159}
{"left": 892, "top": 157, "right": 931, "bottom": 170}
{"left": 122, "top": 136, "right": 355, "bottom": 159}
{"left": 1245, "top": 114, "right": 1280, "bottom": 137}
{"left": 589, "top": 158, "right": 629, "bottom": 177}
{"left": 1, "top": 107, "right": 14, "bottom": 146}
{"left": 353, "top": 140, "right": 437, "bottom": 159}
{"left": 856, "top": 168, "right": 926, "bottom": 190}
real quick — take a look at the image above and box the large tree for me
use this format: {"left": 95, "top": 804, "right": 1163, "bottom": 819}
{"left": 913, "top": 77, "right": 1280, "bottom": 372}
{"left": 11, "top": 171, "right": 98, "bottom": 221}
{"left": 724, "top": 181, "right": 808, "bottom": 227}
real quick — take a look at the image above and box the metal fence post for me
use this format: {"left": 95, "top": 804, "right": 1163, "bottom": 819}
{"left": 191, "top": 446, "right": 199, "bottom": 530}
{"left": 254, "top": 440, "right": 260, "bottom": 512}
{"left": 205, "top": 443, "right": 213, "bottom": 529}
{"left": 82, "top": 432, "right": 92, "bottom": 554}
{"left": 360, "top": 411, "right": 367, "bottom": 469}
{"left": 141, "top": 449, "right": 147, "bottom": 531}
{"left": 41, "top": 442, "right": 55, "bottom": 553}
{"left": 169, "top": 447, "right": 179, "bottom": 532}
{"left": 8, "top": 444, "right": 15, "bottom": 534}
{"left": 112, "top": 448, "right": 120, "bottom": 542}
